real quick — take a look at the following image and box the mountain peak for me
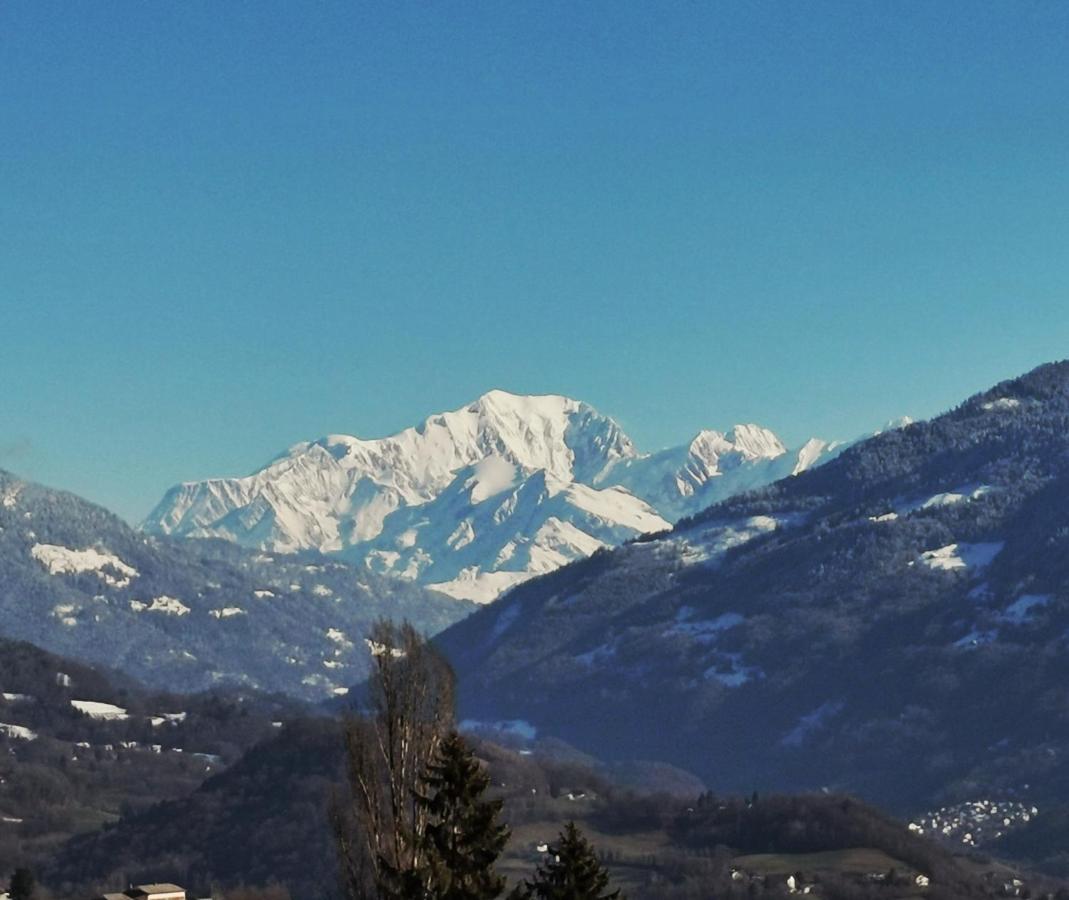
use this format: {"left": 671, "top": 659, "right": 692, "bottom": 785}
{"left": 471, "top": 388, "right": 579, "bottom": 411}
{"left": 724, "top": 423, "right": 788, "bottom": 458}
{"left": 685, "top": 425, "right": 787, "bottom": 463}
{"left": 143, "top": 394, "right": 837, "bottom": 601}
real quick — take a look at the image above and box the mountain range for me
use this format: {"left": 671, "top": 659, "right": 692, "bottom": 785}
{"left": 143, "top": 390, "right": 839, "bottom": 602}
{"left": 9, "top": 363, "right": 1069, "bottom": 896}
{"left": 11, "top": 362, "right": 1069, "bottom": 820}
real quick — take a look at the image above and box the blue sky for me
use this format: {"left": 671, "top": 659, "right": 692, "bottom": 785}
{"left": 3, "top": 2, "right": 1069, "bottom": 522}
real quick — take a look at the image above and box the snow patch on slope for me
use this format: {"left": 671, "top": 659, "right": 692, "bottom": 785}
{"left": 71, "top": 700, "right": 129, "bottom": 720}
{"left": 897, "top": 485, "right": 994, "bottom": 515}
{"left": 667, "top": 609, "right": 744, "bottom": 643}
{"left": 144, "top": 595, "right": 190, "bottom": 616}
{"left": 0, "top": 723, "right": 37, "bottom": 740}
{"left": 704, "top": 653, "right": 762, "bottom": 687}
{"left": 954, "top": 629, "right": 998, "bottom": 649}
{"left": 782, "top": 701, "right": 845, "bottom": 747}
{"left": 31, "top": 544, "right": 138, "bottom": 588}
{"left": 918, "top": 542, "right": 1004, "bottom": 572}
{"left": 981, "top": 397, "right": 1022, "bottom": 411}
{"left": 675, "top": 515, "right": 787, "bottom": 564}
{"left": 429, "top": 570, "right": 533, "bottom": 604}
{"left": 1000, "top": 594, "right": 1051, "bottom": 624}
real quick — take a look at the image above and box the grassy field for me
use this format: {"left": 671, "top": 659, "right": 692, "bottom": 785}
{"left": 501, "top": 810, "right": 674, "bottom": 892}
{"left": 732, "top": 847, "right": 913, "bottom": 876}
{"left": 485, "top": 784, "right": 1033, "bottom": 899}
{"left": 502, "top": 819, "right": 934, "bottom": 897}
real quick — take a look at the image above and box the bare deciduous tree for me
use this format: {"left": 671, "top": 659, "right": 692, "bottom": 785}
{"left": 333, "top": 620, "right": 456, "bottom": 900}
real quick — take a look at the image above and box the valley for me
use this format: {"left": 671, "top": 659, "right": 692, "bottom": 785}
{"left": 5, "top": 365, "right": 1069, "bottom": 898}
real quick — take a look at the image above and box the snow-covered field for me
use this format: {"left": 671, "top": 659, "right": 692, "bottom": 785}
{"left": 0, "top": 722, "right": 37, "bottom": 740}
{"left": 71, "top": 699, "right": 129, "bottom": 720}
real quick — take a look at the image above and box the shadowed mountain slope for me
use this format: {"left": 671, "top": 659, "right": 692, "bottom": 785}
{"left": 0, "top": 470, "right": 471, "bottom": 699}
{"left": 436, "top": 362, "right": 1069, "bottom": 813}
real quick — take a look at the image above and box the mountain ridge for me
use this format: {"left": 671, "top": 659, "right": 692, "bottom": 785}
{"left": 144, "top": 390, "right": 837, "bottom": 602}
{"left": 434, "top": 361, "right": 1069, "bottom": 813}
{"left": 0, "top": 468, "right": 471, "bottom": 700}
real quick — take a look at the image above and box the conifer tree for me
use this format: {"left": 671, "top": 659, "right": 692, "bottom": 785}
{"left": 8, "top": 868, "right": 35, "bottom": 900}
{"left": 417, "top": 731, "right": 510, "bottom": 900}
{"left": 511, "top": 822, "right": 620, "bottom": 900}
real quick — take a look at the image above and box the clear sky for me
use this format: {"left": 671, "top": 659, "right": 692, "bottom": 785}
{"left": 4, "top": 2, "right": 1069, "bottom": 523}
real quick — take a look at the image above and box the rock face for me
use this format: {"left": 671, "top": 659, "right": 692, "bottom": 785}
{"left": 144, "top": 390, "right": 834, "bottom": 602}
{"left": 435, "top": 362, "right": 1069, "bottom": 813}
{"left": 0, "top": 469, "right": 471, "bottom": 700}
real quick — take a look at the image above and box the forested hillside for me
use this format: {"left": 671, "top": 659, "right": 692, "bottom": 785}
{"left": 0, "top": 470, "right": 471, "bottom": 699}
{"left": 436, "top": 362, "right": 1069, "bottom": 814}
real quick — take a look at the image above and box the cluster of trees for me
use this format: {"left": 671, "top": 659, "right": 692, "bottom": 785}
{"left": 9, "top": 868, "right": 36, "bottom": 900}
{"left": 333, "top": 621, "right": 622, "bottom": 900}
{"left": 43, "top": 716, "right": 345, "bottom": 900}
{"left": 669, "top": 793, "right": 950, "bottom": 876}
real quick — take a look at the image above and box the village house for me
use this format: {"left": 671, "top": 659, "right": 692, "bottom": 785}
{"left": 95, "top": 884, "right": 187, "bottom": 900}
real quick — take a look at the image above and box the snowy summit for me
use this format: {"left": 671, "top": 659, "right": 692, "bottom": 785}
{"left": 144, "top": 391, "right": 835, "bottom": 602}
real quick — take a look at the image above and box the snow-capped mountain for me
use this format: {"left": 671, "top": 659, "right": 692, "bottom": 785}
{"left": 598, "top": 426, "right": 837, "bottom": 522}
{"left": 143, "top": 391, "right": 836, "bottom": 602}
